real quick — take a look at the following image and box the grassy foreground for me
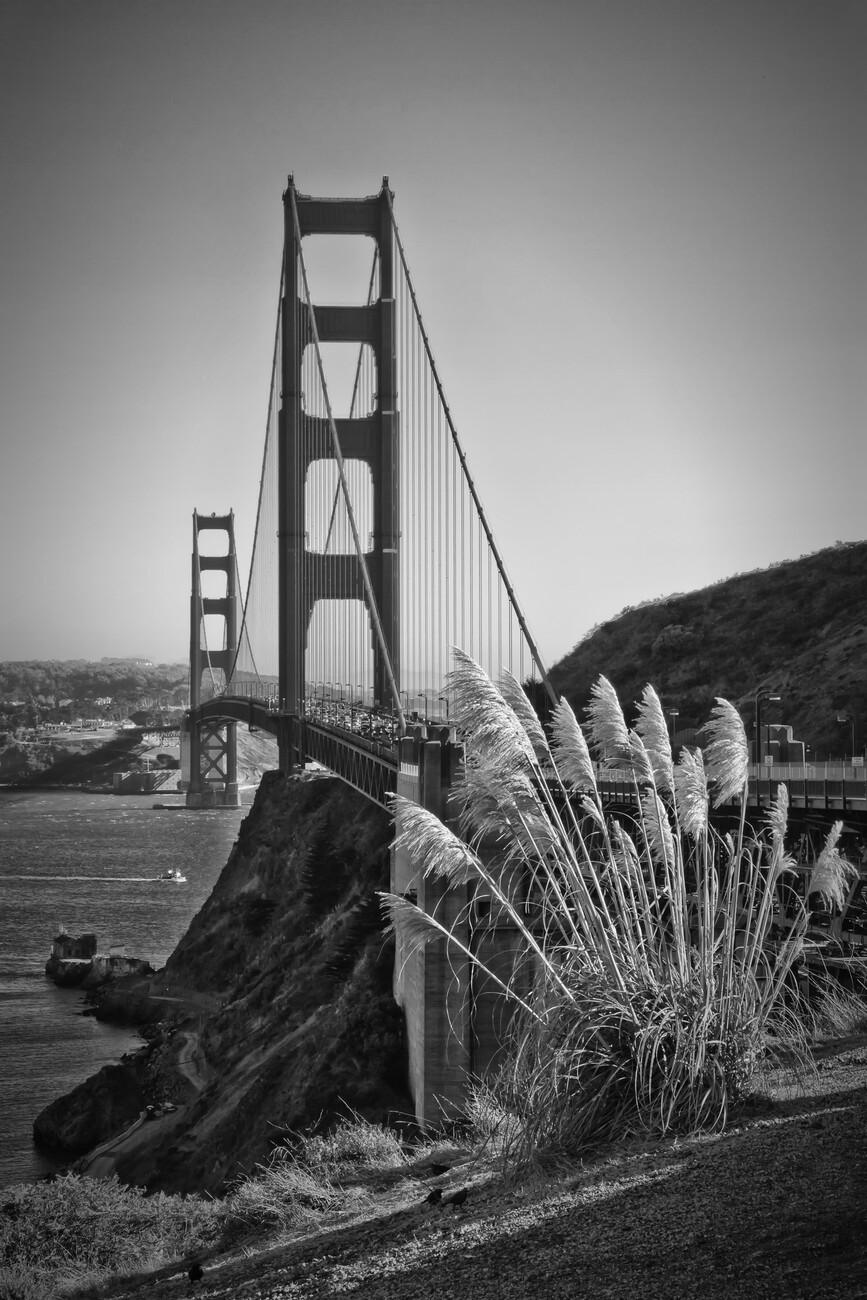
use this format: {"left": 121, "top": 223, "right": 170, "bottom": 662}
{"left": 0, "top": 1116, "right": 431, "bottom": 1299}
{"left": 3, "top": 1053, "right": 867, "bottom": 1300}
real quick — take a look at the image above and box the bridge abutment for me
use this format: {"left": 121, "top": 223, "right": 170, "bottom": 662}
{"left": 391, "top": 731, "right": 473, "bottom": 1127}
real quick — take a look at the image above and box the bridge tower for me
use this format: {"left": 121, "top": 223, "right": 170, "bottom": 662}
{"left": 183, "top": 511, "right": 240, "bottom": 808}
{"left": 278, "top": 176, "right": 400, "bottom": 768}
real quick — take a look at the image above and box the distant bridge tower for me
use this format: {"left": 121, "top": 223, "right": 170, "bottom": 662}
{"left": 183, "top": 511, "right": 240, "bottom": 808}
{"left": 279, "top": 176, "right": 400, "bottom": 767}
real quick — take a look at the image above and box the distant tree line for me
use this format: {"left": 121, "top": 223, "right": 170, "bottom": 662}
{"left": 0, "top": 659, "right": 188, "bottom": 731}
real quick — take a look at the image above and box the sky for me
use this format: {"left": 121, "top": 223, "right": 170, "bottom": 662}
{"left": 0, "top": 0, "right": 864, "bottom": 668}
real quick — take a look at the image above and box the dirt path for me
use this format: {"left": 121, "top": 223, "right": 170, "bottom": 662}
{"left": 174, "top": 1029, "right": 209, "bottom": 1092}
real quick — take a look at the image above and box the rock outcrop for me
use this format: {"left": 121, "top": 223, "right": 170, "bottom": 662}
{"left": 45, "top": 951, "right": 155, "bottom": 989}
{"left": 34, "top": 770, "right": 412, "bottom": 1194}
{"left": 32, "top": 1061, "right": 147, "bottom": 1156}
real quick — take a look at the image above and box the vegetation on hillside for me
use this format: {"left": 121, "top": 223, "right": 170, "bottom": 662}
{"left": 0, "top": 660, "right": 187, "bottom": 731}
{"left": 0, "top": 1173, "right": 220, "bottom": 1300}
{"left": 550, "top": 540, "right": 867, "bottom": 757}
{"left": 0, "top": 1117, "right": 406, "bottom": 1298}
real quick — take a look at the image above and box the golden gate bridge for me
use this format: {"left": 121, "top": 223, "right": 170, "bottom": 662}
{"left": 182, "top": 176, "right": 556, "bottom": 812}
{"left": 179, "top": 175, "right": 565, "bottom": 1123}
{"left": 178, "top": 178, "right": 867, "bottom": 1126}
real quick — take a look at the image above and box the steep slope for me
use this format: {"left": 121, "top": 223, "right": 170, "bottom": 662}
{"left": 551, "top": 540, "right": 867, "bottom": 754}
{"left": 37, "top": 771, "right": 411, "bottom": 1195}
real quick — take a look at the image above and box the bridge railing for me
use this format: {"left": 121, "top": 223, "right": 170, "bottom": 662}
{"left": 751, "top": 762, "right": 866, "bottom": 782}
{"left": 591, "top": 765, "right": 867, "bottom": 820}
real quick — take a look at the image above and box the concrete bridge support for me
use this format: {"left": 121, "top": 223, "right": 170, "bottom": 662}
{"left": 391, "top": 730, "right": 469, "bottom": 1125}
{"left": 390, "top": 728, "right": 522, "bottom": 1128}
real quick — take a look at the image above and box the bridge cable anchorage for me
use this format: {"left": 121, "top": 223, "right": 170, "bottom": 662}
{"left": 385, "top": 190, "right": 558, "bottom": 711}
{"left": 290, "top": 187, "right": 406, "bottom": 731}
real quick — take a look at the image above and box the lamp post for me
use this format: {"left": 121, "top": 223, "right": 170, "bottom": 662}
{"left": 668, "top": 709, "right": 679, "bottom": 742}
{"left": 837, "top": 714, "right": 856, "bottom": 760}
{"left": 754, "top": 689, "right": 781, "bottom": 765}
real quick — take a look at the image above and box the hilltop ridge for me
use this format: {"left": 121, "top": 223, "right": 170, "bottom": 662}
{"left": 551, "top": 540, "right": 867, "bottom": 756}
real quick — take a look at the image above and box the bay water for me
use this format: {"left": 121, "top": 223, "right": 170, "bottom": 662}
{"left": 0, "top": 789, "right": 250, "bottom": 1189}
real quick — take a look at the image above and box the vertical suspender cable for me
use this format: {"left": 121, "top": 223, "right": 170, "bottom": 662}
{"left": 386, "top": 193, "right": 557, "bottom": 708}
{"left": 229, "top": 257, "right": 285, "bottom": 689}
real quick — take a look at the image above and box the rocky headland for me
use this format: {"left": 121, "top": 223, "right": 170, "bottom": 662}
{"left": 33, "top": 769, "right": 412, "bottom": 1192}
{"left": 45, "top": 947, "right": 156, "bottom": 990}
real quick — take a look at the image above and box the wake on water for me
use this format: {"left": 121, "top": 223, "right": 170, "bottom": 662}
{"left": 0, "top": 874, "right": 184, "bottom": 882}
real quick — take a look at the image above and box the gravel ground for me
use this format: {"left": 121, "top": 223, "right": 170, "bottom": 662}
{"left": 95, "top": 1040, "right": 867, "bottom": 1300}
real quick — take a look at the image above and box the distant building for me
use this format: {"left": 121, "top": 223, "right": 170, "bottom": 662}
{"left": 762, "top": 724, "right": 806, "bottom": 765}
{"left": 51, "top": 930, "right": 97, "bottom": 960}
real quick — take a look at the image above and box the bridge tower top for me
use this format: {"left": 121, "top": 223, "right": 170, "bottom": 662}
{"left": 189, "top": 509, "right": 238, "bottom": 711}
{"left": 279, "top": 178, "right": 401, "bottom": 749}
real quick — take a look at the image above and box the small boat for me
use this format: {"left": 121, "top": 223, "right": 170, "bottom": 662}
{"left": 158, "top": 867, "right": 187, "bottom": 883}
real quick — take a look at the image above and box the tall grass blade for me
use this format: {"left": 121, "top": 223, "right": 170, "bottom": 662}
{"left": 585, "top": 675, "right": 630, "bottom": 766}
{"left": 673, "top": 746, "right": 709, "bottom": 838}
{"left": 549, "top": 697, "right": 597, "bottom": 794}
{"left": 634, "top": 683, "right": 674, "bottom": 792}
{"left": 809, "top": 820, "right": 856, "bottom": 910}
{"left": 703, "top": 698, "right": 749, "bottom": 807}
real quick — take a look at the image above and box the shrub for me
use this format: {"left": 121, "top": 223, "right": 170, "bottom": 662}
{"left": 0, "top": 1174, "right": 220, "bottom": 1297}
{"left": 381, "top": 651, "right": 830, "bottom": 1164}
{"left": 226, "top": 1154, "right": 343, "bottom": 1230}
{"left": 294, "top": 1112, "right": 406, "bottom": 1171}
{"left": 227, "top": 1114, "right": 405, "bottom": 1232}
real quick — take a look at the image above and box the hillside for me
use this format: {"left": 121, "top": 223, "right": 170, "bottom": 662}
{"left": 0, "top": 659, "right": 188, "bottom": 733}
{"left": 34, "top": 771, "right": 410, "bottom": 1195}
{"left": 550, "top": 540, "right": 867, "bottom": 757}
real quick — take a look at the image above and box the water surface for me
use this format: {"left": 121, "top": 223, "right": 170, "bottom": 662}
{"left": 0, "top": 789, "right": 248, "bottom": 1188}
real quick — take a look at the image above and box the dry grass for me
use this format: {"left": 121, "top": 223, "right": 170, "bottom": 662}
{"left": 225, "top": 1113, "right": 409, "bottom": 1233}
{"left": 0, "top": 1117, "right": 417, "bottom": 1300}
{"left": 0, "top": 1174, "right": 220, "bottom": 1299}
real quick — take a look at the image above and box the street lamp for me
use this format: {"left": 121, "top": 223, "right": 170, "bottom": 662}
{"left": 668, "top": 709, "right": 679, "bottom": 742}
{"left": 754, "top": 689, "right": 781, "bottom": 765}
{"left": 837, "top": 714, "right": 856, "bottom": 760}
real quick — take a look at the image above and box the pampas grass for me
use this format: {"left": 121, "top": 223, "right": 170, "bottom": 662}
{"left": 808, "top": 821, "right": 856, "bottom": 911}
{"left": 381, "top": 653, "right": 820, "bottom": 1162}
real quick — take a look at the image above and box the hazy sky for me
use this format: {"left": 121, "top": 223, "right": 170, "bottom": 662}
{"left": 0, "top": 0, "right": 863, "bottom": 667}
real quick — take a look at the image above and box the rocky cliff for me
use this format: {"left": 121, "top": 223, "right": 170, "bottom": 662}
{"left": 33, "top": 769, "right": 412, "bottom": 1194}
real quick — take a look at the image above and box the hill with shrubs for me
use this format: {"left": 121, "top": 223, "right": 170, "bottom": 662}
{"left": 550, "top": 540, "right": 867, "bottom": 758}
{"left": 0, "top": 658, "right": 187, "bottom": 731}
